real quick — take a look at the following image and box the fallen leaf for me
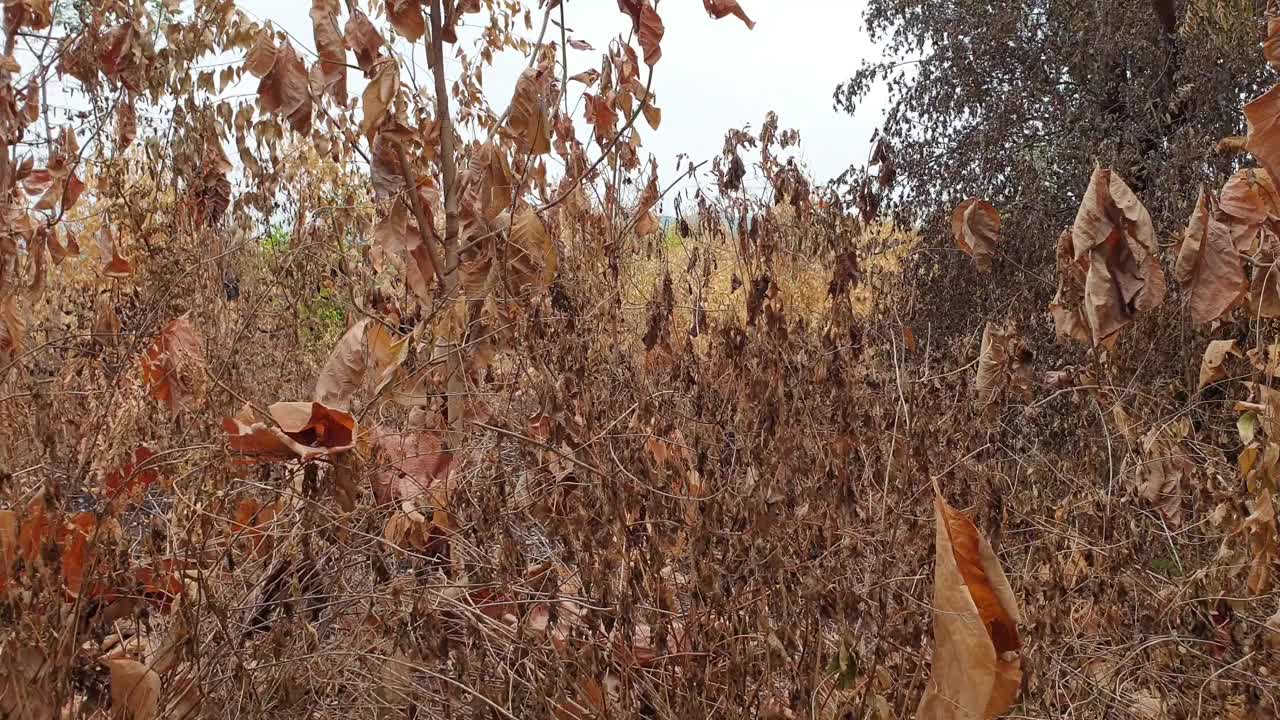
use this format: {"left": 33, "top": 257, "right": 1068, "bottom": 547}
{"left": 917, "top": 493, "right": 1021, "bottom": 720}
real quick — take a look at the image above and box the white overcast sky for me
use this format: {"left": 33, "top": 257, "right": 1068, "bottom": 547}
{"left": 234, "top": 0, "right": 887, "bottom": 191}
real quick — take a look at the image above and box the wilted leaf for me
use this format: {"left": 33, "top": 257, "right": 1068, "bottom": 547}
{"left": 115, "top": 98, "right": 137, "bottom": 150}
{"left": 310, "top": 0, "right": 347, "bottom": 102}
{"left": 508, "top": 207, "right": 557, "bottom": 296}
{"left": 1137, "top": 420, "right": 1193, "bottom": 528}
{"left": 506, "top": 67, "right": 552, "bottom": 155}
{"left": 314, "top": 319, "right": 409, "bottom": 409}
{"left": 1176, "top": 188, "right": 1244, "bottom": 324}
{"left": 344, "top": 9, "right": 383, "bottom": 74}
{"left": 1198, "top": 339, "right": 1239, "bottom": 390}
{"left": 1246, "top": 85, "right": 1280, "bottom": 186}
{"left": 703, "top": 0, "right": 754, "bottom": 29}
{"left": 917, "top": 493, "right": 1021, "bottom": 720}
{"left": 952, "top": 198, "right": 1000, "bottom": 272}
{"left": 105, "top": 656, "right": 160, "bottom": 720}
{"left": 141, "top": 313, "right": 204, "bottom": 411}
{"left": 386, "top": 0, "right": 425, "bottom": 42}
{"left": 370, "top": 426, "right": 453, "bottom": 511}
{"left": 1266, "top": 17, "right": 1280, "bottom": 72}
{"left": 1244, "top": 488, "right": 1276, "bottom": 593}
{"left": 974, "top": 322, "right": 1032, "bottom": 414}
{"left": 0, "top": 292, "right": 25, "bottom": 370}
{"left": 223, "top": 402, "right": 356, "bottom": 462}
{"left": 618, "top": 0, "right": 664, "bottom": 66}
{"left": 257, "top": 41, "right": 312, "bottom": 134}
{"left": 361, "top": 58, "right": 398, "bottom": 140}
{"left": 243, "top": 27, "right": 277, "bottom": 78}
{"left": 104, "top": 446, "right": 159, "bottom": 498}
{"left": 1066, "top": 167, "right": 1166, "bottom": 346}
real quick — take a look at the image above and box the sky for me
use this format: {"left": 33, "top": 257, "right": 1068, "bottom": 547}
{"left": 233, "top": 0, "right": 888, "bottom": 192}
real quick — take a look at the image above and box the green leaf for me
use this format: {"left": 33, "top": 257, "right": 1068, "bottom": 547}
{"left": 1239, "top": 411, "right": 1259, "bottom": 446}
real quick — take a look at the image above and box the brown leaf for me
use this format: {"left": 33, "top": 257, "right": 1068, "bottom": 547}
{"left": 506, "top": 67, "right": 552, "bottom": 155}
{"left": 115, "top": 98, "right": 137, "bottom": 150}
{"left": 508, "top": 207, "right": 557, "bottom": 296}
{"left": 1136, "top": 420, "right": 1193, "bottom": 528}
{"left": 361, "top": 57, "right": 398, "bottom": 141}
{"left": 974, "top": 322, "right": 1032, "bottom": 414}
{"left": 223, "top": 402, "right": 356, "bottom": 462}
{"left": 243, "top": 26, "right": 277, "bottom": 78}
{"left": 141, "top": 313, "right": 204, "bottom": 411}
{"left": 314, "top": 319, "right": 409, "bottom": 409}
{"left": 703, "top": 0, "right": 754, "bottom": 29}
{"left": 952, "top": 198, "right": 1000, "bottom": 272}
{"left": 618, "top": 0, "right": 664, "bottom": 66}
{"left": 1176, "top": 187, "right": 1245, "bottom": 324}
{"left": 386, "top": 0, "right": 425, "bottom": 43}
{"left": 105, "top": 657, "right": 160, "bottom": 720}
{"left": 310, "top": 0, "right": 347, "bottom": 103}
{"left": 1245, "top": 85, "right": 1280, "bottom": 186}
{"left": 0, "top": 292, "right": 25, "bottom": 370}
{"left": 1244, "top": 488, "right": 1276, "bottom": 594}
{"left": 1065, "top": 167, "right": 1166, "bottom": 346}
{"left": 371, "top": 426, "right": 453, "bottom": 509}
{"left": 1198, "top": 339, "right": 1240, "bottom": 390}
{"left": 568, "top": 69, "right": 599, "bottom": 87}
{"left": 917, "top": 494, "right": 1021, "bottom": 720}
{"left": 344, "top": 9, "right": 383, "bottom": 75}
{"left": 257, "top": 41, "right": 313, "bottom": 134}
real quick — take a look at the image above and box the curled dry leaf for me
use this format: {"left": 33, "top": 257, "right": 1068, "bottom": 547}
{"left": 618, "top": 0, "right": 664, "bottom": 66}
{"left": 1244, "top": 488, "right": 1276, "bottom": 594}
{"left": 508, "top": 206, "right": 558, "bottom": 297}
{"left": 506, "top": 66, "right": 552, "bottom": 155}
{"left": 115, "top": 98, "right": 137, "bottom": 150}
{"left": 1136, "top": 419, "right": 1193, "bottom": 529}
{"left": 257, "top": 41, "right": 313, "bottom": 135}
{"left": 1245, "top": 84, "right": 1280, "bottom": 185}
{"left": 243, "top": 27, "right": 277, "bottom": 78}
{"left": 0, "top": 292, "right": 25, "bottom": 371}
{"left": 1064, "top": 167, "right": 1166, "bottom": 346}
{"left": 386, "top": 0, "right": 425, "bottom": 43}
{"left": 952, "top": 198, "right": 1000, "bottom": 272}
{"left": 703, "top": 0, "right": 755, "bottom": 29}
{"left": 1266, "top": 17, "right": 1280, "bottom": 72}
{"left": 917, "top": 493, "right": 1021, "bottom": 720}
{"left": 361, "top": 57, "right": 398, "bottom": 141}
{"left": 1177, "top": 187, "right": 1244, "bottom": 324}
{"left": 141, "top": 313, "right": 204, "bottom": 411}
{"left": 313, "top": 318, "right": 409, "bottom": 410}
{"left": 223, "top": 402, "right": 356, "bottom": 462}
{"left": 974, "top": 322, "right": 1032, "bottom": 414}
{"left": 105, "top": 656, "right": 160, "bottom": 720}
{"left": 310, "top": 0, "right": 347, "bottom": 103}
{"left": 1198, "top": 339, "right": 1239, "bottom": 390}
{"left": 370, "top": 425, "right": 453, "bottom": 514}
{"left": 344, "top": 9, "right": 383, "bottom": 75}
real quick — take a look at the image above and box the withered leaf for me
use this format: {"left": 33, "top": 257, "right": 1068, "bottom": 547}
{"left": 310, "top": 0, "right": 347, "bottom": 103}
{"left": 1245, "top": 84, "right": 1280, "bottom": 186}
{"left": 344, "top": 9, "right": 383, "bottom": 75}
{"left": 506, "top": 67, "right": 552, "bottom": 155}
{"left": 974, "top": 322, "right": 1032, "bottom": 414}
{"left": 115, "top": 98, "right": 137, "bottom": 151}
{"left": 386, "top": 0, "right": 425, "bottom": 43}
{"left": 1137, "top": 420, "right": 1193, "bottom": 528}
{"left": 952, "top": 198, "right": 1000, "bottom": 272}
{"left": 917, "top": 493, "right": 1021, "bottom": 720}
{"left": 1176, "top": 187, "right": 1244, "bottom": 324}
{"left": 314, "top": 319, "right": 409, "bottom": 409}
{"left": 1266, "top": 17, "right": 1280, "bottom": 72}
{"left": 105, "top": 657, "right": 160, "bottom": 720}
{"left": 618, "top": 0, "right": 664, "bottom": 67}
{"left": 371, "top": 425, "right": 453, "bottom": 511}
{"left": 703, "top": 0, "right": 754, "bottom": 29}
{"left": 1066, "top": 167, "right": 1166, "bottom": 346}
{"left": 223, "top": 402, "right": 356, "bottom": 462}
{"left": 509, "top": 207, "right": 557, "bottom": 296}
{"left": 258, "top": 41, "right": 313, "bottom": 134}
{"left": 141, "top": 313, "right": 204, "bottom": 411}
{"left": 1198, "top": 338, "right": 1239, "bottom": 390}
{"left": 361, "top": 57, "right": 398, "bottom": 141}
{"left": 243, "top": 26, "right": 277, "bottom": 78}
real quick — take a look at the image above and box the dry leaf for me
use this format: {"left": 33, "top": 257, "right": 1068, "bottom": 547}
{"left": 105, "top": 657, "right": 160, "bottom": 720}
{"left": 1066, "top": 167, "right": 1166, "bottom": 346}
{"left": 1245, "top": 84, "right": 1280, "bottom": 185}
{"left": 1176, "top": 187, "right": 1244, "bottom": 324}
{"left": 1198, "top": 339, "right": 1239, "bottom": 390}
{"left": 618, "top": 0, "right": 664, "bottom": 66}
{"left": 361, "top": 58, "right": 398, "bottom": 140}
{"left": 506, "top": 67, "right": 552, "bottom": 155}
{"left": 223, "top": 402, "right": 356, "bottom": 462}
{"left": 344, "top": 9, "right": 383, "bottom": 74}
{"left": 310, "top": 0, "right": 347, "bottom": 102}
{"left": 974, "top": 322, "right": 1032, "bottom": 414}
{"left": 703, "top": 0, "right": 754, "bottom": 29}
{"left": 386, "top": 0, "right": 425, "bottom": 42}
{"left": 314, "top": 319, "right": 409, "bottom": 409}
{"left": 141, "top": 313, "right": 204, "bottom": 411}
{"left": 257, "top": 41, "right": 313, "bottom": 134}
{"left": 1136, "top": 420, "right": 1193, "bottom": 528}
{"left": 952, "top": 198, "right": 1000, "bottom": 272}
{"left": 917, "top": 493, "right": 1021, "bottom": 720}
